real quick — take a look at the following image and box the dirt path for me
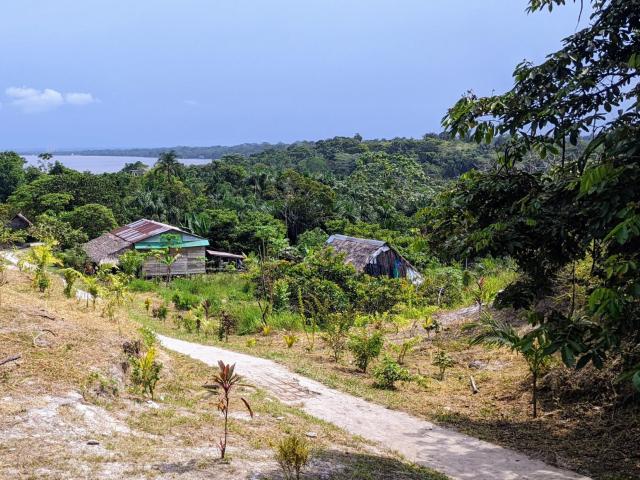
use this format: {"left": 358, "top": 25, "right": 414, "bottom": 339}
{"left": 158, "top": 334, "right": 590, "bottom": 480}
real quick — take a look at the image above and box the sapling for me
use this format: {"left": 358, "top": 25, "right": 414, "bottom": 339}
{"left": 470, "top": 313, "right": 552, "bottom": 417}
{"left": 60, "top": 268, "right": 83, "bottom": 299}
{"left": 348, "top": 330, "right": 383, "bottom": 372}
{"left": 204, "top": 361, "right": 253, "bottom": 459}
{"left": 432, "top": 350, "right": 455, "bottom": 380}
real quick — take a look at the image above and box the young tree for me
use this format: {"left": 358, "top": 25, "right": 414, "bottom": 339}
{"left": 470, "top": 314, "right": 551, "bottom": 418}
{"left": 151, "top": 233, "right": 182, "bottom": 286}
{"left": 0, "top": 261, "right": 8, "bottom": 306}
{"left": 204, "top": 361, "right": 253, "bottom": 460}
{"left": 60, "top": 267, "right": 83, "bottom": 298}
{"left": 22, "top": 241, "right": 62, "bottom": 293}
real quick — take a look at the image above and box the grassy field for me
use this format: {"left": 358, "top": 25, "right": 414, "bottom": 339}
{"left": 129, "top": 272, "right": 639, "bottom": 480}
{"left": 0, "top": 267, "right": 446, "bottom": 480}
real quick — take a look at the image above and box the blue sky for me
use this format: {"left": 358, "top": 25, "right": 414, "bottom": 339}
{"left": 0, "top": 0, "right": 587, "bottom": 150}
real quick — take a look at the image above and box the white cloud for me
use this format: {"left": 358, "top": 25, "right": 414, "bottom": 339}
{"left": 5, "top": 86, "right": 97, "bottom": 113}
{"left": 184, "top": 99, "right": 198, "bottom": 106}
{"left": 65, "top": 92, "right": 96, "bottom": 106}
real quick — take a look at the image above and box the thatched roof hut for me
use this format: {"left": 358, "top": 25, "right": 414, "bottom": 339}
{"left": 7, "top": 213, "right": 32, "bottom": 231}
{"left": 326, "top": 234, "right": 422, "bottom": 284}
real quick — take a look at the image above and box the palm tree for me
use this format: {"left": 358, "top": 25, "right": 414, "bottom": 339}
{"left": 470, "top": 314, "right": 551, "bottom": 418}
{"left": 155, "top": 150, "right": 181, "bottom": 182}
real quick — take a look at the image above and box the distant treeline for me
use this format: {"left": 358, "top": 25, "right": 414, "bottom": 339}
{"left": 41, "top": 143, "right": 288, "bottom": 159}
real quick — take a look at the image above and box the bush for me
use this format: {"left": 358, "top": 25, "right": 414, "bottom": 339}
{"left": 283, "top": 333, "right": 297, "bottom": 348}
{"left": 218, "top": 310, "right": 237, "bottom": 341}
{"left": 419, "top": 266, "right": 464, "bottom": 307}
{"left": 172, "top": 291, "right": 200, "bottom": 311}
{"left": 152, "top": 304, "right": 168, "bottom": 321}
{"left": 348, "top": 330, "right": 383, "bottom": 372}
{"left": 432, "top": 350, "right": 455, "bottom": 380}
{"left": 59, "top": 246, "right": 89, "bottom": 270}
{"left": 118, "top": 250, "right": 146, "bottom": 277}
{"left": 372, "top": 356, "right": 411, "bottom": 389}
{"left": 275, "top": 434, "right": 310, "bottom": 480}
{"left": 273, "top": 278, "right": 290, "bottom": 312}
{"left": 355, "top": 276, "right": 408, "bottom": 314}
{"left": 129, "top": 347, "right": 162, "bottom": 399}
{"left": 322, "top": 312, "right": 353, "bottom": 362}
{"left": 139, "top": 326, "right": 157, "bottom": 347}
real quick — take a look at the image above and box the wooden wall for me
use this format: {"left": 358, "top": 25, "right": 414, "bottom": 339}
{"left": 141, "top": 247, "right": 206, "bottom": 278}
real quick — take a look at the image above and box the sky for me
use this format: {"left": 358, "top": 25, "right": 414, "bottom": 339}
{"left": 0, "top": 0, "right": 589, "bottom": 151}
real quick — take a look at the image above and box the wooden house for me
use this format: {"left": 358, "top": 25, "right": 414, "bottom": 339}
{"left": 326, "top": 234, "right": 423, "bottom": 284}
{"left": 83, "top": 219, "right": 209, "bottom": 278}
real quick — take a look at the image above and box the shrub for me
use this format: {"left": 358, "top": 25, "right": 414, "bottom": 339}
{"left": 59, "top": 246, "right": 89, "bottom": 270}
{"left": 218, "top": 310, "right": 237, "bottom": 341}
{"left": 152, "top": 303, "right": 169, "bottom": 321}
{"left": 283, "top": 333, "right": 297, "bottom": 348}
{"left": 348, "top": 330, "right": 383, "bottom": 372}
{"left": 273, "top": 278, "right": 291, "bottom": 312}
{"left": 246, "top": 338, "right": 257, "bottom": 348}
{"left": 432, "top": 350, "right": 455, "bottom": 380}
{"left": 139, "top": 326, "right": 157, "bottom": 347}
{"left": 372, "top": 356, "right": 411, "bottom": 389}
{"left": 144, "top": 298, "right": 151, "bottom": 314}
{"left": 275, "top": 434, "right": 310, "bottom": 480}
{"left": 419, "top": 266, "right": 464, "bottom": 307}
{"left": 355, "top": 277, "right": 407, "bottom": 314}
{"left": 118, "top": 250, "right": 147, "bottom": 277}
{"left": 391, "top": 336, "right": 421, "bottom": 365}
{"left": 172, "top": 291, "right": 200, "bottom": 311}
{"left": 60, "top": 267, "right": 82, "bottom": 298}
{"left": 322, "top": 312, "right": 353, "bottom": 362}
{"left": 129, "top": 347, "right": 162, "bottom": 399}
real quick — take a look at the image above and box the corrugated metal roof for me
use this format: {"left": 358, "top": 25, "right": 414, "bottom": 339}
{"left": 111, "top": 219, "right": 189, "bottom": 243}
{"left": 206, "top": 250, "right": 245, "bottom": 259}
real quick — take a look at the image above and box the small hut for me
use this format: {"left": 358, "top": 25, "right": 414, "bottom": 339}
{"left": 7, "top": 213, "right": 33, "bottom": 231}
{"left": 206, "top": 250, "right": 246, "bottom": 272}
{"left": 326, "top": 234, "right": 422, "bottom": 284}
{"left": 83, "top": 219, "right": 209, "bottom": 278}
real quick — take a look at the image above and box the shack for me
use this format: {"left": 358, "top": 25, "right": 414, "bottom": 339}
{"left": 206, "top": 250, "right": 246, "bottom": 272}
{"left": 7, "top": 213, "right": 32, "bottom": 231}
{"left": 83, "top": 219, "right": 209, "bottom": 278}
{"left": 326, "top": 234, "right": 422, "bottom": 284}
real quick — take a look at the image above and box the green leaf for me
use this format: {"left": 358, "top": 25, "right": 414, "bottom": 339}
{"left": 633, "top": 371, "right": 640, "bottom": 392}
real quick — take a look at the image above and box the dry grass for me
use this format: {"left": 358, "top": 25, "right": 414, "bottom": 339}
{"left": 135, "top": 292, "right": 640, "bottom": 480}
{"left": 0, "top": 268, "right": 445, "bottom": 479}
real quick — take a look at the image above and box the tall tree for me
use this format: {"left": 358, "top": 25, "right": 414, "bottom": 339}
{"left": 0, "top": 152, "right": 26, "bottom": 202}
{"left": 441, "top": 0, "right": 640, "bottom": 384}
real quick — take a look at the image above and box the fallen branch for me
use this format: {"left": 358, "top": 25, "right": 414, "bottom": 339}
{"left": 469, "top": 375, "right": 479, "bottom": 394}
{"left": 32, "top": 329, "right": 57, "bottom": 347}
{"left": 0, "top": 354, "right": 21, "bottom": 367}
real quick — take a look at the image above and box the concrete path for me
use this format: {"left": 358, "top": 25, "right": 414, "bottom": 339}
{"left": 158, "top": 334, "right": 590, "bottom": 480}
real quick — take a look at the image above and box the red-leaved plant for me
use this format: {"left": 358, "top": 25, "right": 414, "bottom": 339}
{"left": 204, "top": 361, "right": 253, "bottom": 459}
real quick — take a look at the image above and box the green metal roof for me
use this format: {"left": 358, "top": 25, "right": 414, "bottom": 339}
{"left": 134, "top": 239, "right": 209, "bottom": 250}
